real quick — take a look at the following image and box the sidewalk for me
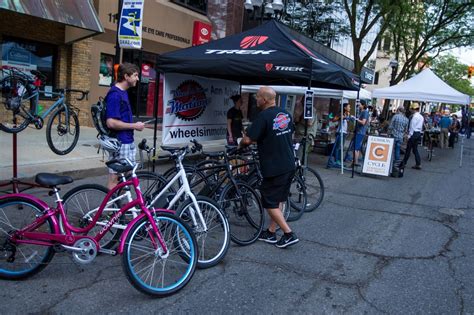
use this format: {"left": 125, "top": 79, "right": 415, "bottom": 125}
{"left": 0, "top": 125, "right": 227, "bottom": 181}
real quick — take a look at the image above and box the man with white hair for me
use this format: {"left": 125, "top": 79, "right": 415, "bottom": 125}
{"left": 400, "top": 102, "right": 423, "bottom": 170}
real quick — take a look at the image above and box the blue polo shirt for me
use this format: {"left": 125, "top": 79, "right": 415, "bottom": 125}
{"left": 439, "top": 116, "right": 451, "bottom": 129}
{"left": 105, "top": 86, "right": 134, "bottom": 144}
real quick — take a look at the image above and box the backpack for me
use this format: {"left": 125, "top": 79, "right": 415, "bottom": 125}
{"left": 91, "top": 96, "right": 116, "bottom": 137}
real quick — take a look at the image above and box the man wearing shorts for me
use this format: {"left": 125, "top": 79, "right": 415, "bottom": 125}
{"left": 240, "top": 86, "right": 298, "bottom": 248}
{"left": 353, "top": 100, "right": 369, "bottom": 166}
{"left": 105, "top": 63, "right": 144, "bottom": 190}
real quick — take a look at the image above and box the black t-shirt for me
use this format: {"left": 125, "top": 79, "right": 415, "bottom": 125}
{"left": 247, "top": 106, "right": 295, "bottom": 177}
{"left": 227, "top": 107, "right": 243, "bottom": 138}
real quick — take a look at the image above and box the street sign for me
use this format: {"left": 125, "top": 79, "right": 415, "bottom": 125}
{"left": 118, "top": 0, "right": 145, "bottom": 49}
{"left": 362, "top": 136, "right": 394, "bottom": 176}
{"left": 304, "top": 90, "right": 314, "bottom": 119}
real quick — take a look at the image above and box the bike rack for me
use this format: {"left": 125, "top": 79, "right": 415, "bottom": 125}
{"left": 0, "top": 133, "right": 43, "bottom": 193}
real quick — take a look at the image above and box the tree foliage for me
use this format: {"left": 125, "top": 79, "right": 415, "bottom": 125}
{"left": 387, "top": 0, "right": 474, "bottom": 84}
{"left": 431, "top": 54, "right": 474, "bottom": 96}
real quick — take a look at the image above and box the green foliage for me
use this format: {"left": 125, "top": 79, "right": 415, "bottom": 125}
{"left": 431, "top": 54, "right": 474, "bottom": 96}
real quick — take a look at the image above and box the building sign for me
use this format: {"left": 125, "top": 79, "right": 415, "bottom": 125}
{"left": 362, "top": 136, "right": 394, "bottom": 176}
{"left": 118, "top": 0, "right": 144, "bottom": 49}
{"left": 192, "top": 21, "right": 212, "bottom": 46}
{"left": 304, "top": 90, "right": 314, "bottom": 119}
{"left": 163, "top": 73, "right": 239, "bottom": 145}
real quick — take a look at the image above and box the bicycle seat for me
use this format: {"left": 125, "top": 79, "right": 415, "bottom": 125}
{"left": 161, "top": 145, "right": 186, "bottom": 154}
{"left": 106, "top": 158, "right": 134, "bottom": 173}
{"left": 35, "top": 173, "right": 73, "bottom": 187}
{"left": 202, "top": 151, "right": 225, "bottom": 158}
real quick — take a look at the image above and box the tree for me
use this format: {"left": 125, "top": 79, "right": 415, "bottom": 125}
{"left": 431, "top": 54, "right": 474, "bottom": 97}
{"left": 387, "top": 0, "right": 474, "bottom": 85}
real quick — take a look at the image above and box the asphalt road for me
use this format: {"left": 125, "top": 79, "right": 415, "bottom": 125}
{"left": 1, "top": 138, "right": 473, "bottom": 314}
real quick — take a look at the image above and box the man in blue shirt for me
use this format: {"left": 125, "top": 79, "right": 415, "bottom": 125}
{"left": 105, "top": 63, "right": 144, "bottom": 189}
{"left": 438, "top": 110, "right": 451, "bottom": 149}
{"left": 388, "top": 106, "right": 409, "bottom": 162}
{"left": 353, "top": 100, "right": 369, "bottom": 166}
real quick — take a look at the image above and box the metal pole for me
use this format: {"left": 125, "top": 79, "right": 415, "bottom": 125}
{"left": 340, "top": 96, "right": 344, "bottom": 175}
{"left": 351, "top": 76, "right": 363, "bottom": 178}
{"left": 303, "top": 62, "right": 313, "bottom": 167}
{"left": 114, "top": 0, "right": 123, "bottom": 66}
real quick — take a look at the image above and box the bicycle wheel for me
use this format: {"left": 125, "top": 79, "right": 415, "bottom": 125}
{"left": 300, "top": 166, "right": 325, "bottom": 212}
{"left": 46, "top": 106, "right": 80, "bottom": 155}
{"left": 0, "top": 197, "right": 55, "bottom": 279}
{"left": 62, "top": 184, "right": 123, "bottom": 250}
{"left": 218, "top": 181, "right": 264, "bottom": 246}
{"left": 176, "top": 196, "right": 230, "bottom": 269}
{"left": 287, "top": 176, "right": 307, "bottom": 222}
{"left": 122, "top": 212, "right": 197, "bottom": 297}
{"left": 0, "top": 76, "right": 35, "bottom": 133}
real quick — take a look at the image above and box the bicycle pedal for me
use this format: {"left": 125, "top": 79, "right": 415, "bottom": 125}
{"left": 99, "top": 248, "right": 117, "bottom": 256}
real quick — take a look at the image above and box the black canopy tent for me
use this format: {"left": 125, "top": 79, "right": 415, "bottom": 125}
{"left": 156, "top": 20, "right": 359, "bottom": 91}
{"left": 153, "top": 20, "right": 360, "bottom": 162}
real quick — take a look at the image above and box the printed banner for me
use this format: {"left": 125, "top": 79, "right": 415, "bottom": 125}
{"left": 192, "top": 21, "right": 212, "bottom": 46}
{"left": 304, "top": 89, "right": 314, "bottom": 119}
{"left": 362, "top": 136, "right": 394, "bottom": 176}
{"left": 163, "top": 73, "right": 240, "bottom": 145}
{"left": 118, "top": 0, "right": 144, "bottom": 49}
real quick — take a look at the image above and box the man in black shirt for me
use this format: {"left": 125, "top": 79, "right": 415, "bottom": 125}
{"left": 226, "top": 95, "right": 243, "bottom": 145}
{"left": 240, "top": 86, "right": 299, "bottom": 248}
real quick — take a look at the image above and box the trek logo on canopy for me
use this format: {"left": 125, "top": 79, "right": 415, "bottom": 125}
{"left": 240, "top": 36, "right": 268, "bottom": 48}
{"left": 292, "top": 40, "right": 328, "bottom": 65}
{"left": 273, "top": 113, "right": 290, "bottom": 131}
{"left": 166, "top": 80, "right": 208, "bottom": 121}
{"left": 265, "top": 64, "right": 304, "bottom": 72}
{"left": 205, "top": 35, "right": 275, "bottom": 55}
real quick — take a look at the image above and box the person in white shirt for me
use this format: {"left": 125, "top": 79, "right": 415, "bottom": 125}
{"left": 401, "top": 102, "right": 424, "bottom": 170}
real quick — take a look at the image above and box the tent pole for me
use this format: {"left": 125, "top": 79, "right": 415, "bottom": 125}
{"left": 341, "top": 96, "right": 344, "bottom": 175}
{"left": 302, "top": 63, "right": 313, "bottom": 167}
{"left": 352, "top": 76, "right": 363, "bottom": 178}
{"left": 152, "top": 72, "right": 161, "bottom": 172}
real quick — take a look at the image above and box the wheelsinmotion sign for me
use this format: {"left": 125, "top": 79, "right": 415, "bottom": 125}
{"left": 162, "top": 73, "right": 239, "bottom": 145}
{"left": 362, "top": 136, "right": 394, "bottom": 177}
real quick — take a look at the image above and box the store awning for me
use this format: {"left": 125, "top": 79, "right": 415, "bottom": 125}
{"left": 0, "top": 0, "right": 104, "bottom": 43}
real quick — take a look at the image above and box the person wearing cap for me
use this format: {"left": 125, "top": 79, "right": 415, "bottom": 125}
{"left": 400, "top": 102, "right": 423, "bottom": 170}
{"left": 226, "top": 95, "right": 243, "bottom": 145}
{"left": 388, "top": 106, "right": 409, "bottom": 162}
{"left": 438, "top": 110, "right": 452, "bottom": 149}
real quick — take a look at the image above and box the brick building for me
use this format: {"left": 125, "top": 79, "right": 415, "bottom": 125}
{"left": 0, "top": 0, "right": 238, "bottom": 127}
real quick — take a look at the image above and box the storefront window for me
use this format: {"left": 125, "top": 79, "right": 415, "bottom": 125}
{"left": 171, "top": 0, "right": 207, "bottom": 14}
{"left": 99, "top": 53, "right": 114, "bottom": 86}
{"left": 0, "top": 37, "right": 56, "bottom": 90}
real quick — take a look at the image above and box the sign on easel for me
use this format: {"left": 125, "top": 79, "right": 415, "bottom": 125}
{"left": 304, "top": 90, "right": 314, "bottom": 119}
{"left": 362, "top": 136, "right": 394, "bottom": 176}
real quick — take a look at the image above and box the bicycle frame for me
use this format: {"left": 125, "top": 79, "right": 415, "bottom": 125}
{"left": 0, "top": 174, "right": 170, "bottom": 255}
{"left": 23, "top": 87, "right": 69, "bottom": 121}
{"left": 148, "top": 151, "right": 207, "bottom": 232}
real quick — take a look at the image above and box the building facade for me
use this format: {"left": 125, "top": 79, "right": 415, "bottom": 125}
{"left": 1, "top": 0, "right": 211, "bottom": 126}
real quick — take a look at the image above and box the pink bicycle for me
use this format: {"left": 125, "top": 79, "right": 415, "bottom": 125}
{"left": 0, "top": 158, "right": 198, "bottom": 297}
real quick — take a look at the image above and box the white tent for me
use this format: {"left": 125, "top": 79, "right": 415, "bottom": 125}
{"left": 372, "top": 68, "right": 470, "bottom": 105}
{"left": 241, "top": 85, "right": 372, "bottom": 100}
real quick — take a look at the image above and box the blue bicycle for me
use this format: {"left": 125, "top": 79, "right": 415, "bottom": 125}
{"left": 0, "top": 67, "right": 88, "bottom": 155}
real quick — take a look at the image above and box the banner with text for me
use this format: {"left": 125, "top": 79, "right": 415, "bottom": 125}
{"left": 362, "top": 136, "right": 394, "bottom": 176}
{"left": 118, "top": 0, "right": 144, "bottom": 49}
{"left": 163, "top": 73, "right": 240, "bottom": 145}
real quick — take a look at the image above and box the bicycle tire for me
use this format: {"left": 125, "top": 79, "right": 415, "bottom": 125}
{"left": 62, "top": 184, "right": 123, "bottom": 250}
{"left": 0, "top": 76, "right": 35, "bottom": 133}
{"left": 0, "top": 197, "right": 55, "bottom": 280}
{"left": 218, "top": 181, "right": 264, "bottom": 246}
{"left": 46, "top": 106, "right": 80, "bottom": 155}
{"left": 176, "top": 196, "right": 230, "bottom": 269}
{"left": 122, "top": 212, "right": 198, "bottom": 297}
{"left": 287, "top": 175, "right": 307, "bottom": 222}
{"left": 300, "top": 166, "right": 325, "bottom": 212}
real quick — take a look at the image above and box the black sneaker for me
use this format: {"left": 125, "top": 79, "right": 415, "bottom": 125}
{"left": 258, "top": 230, "right": 277, "bottom": 244}
{"left": 275, "top": 232, "right": 299, "bottom": 248}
